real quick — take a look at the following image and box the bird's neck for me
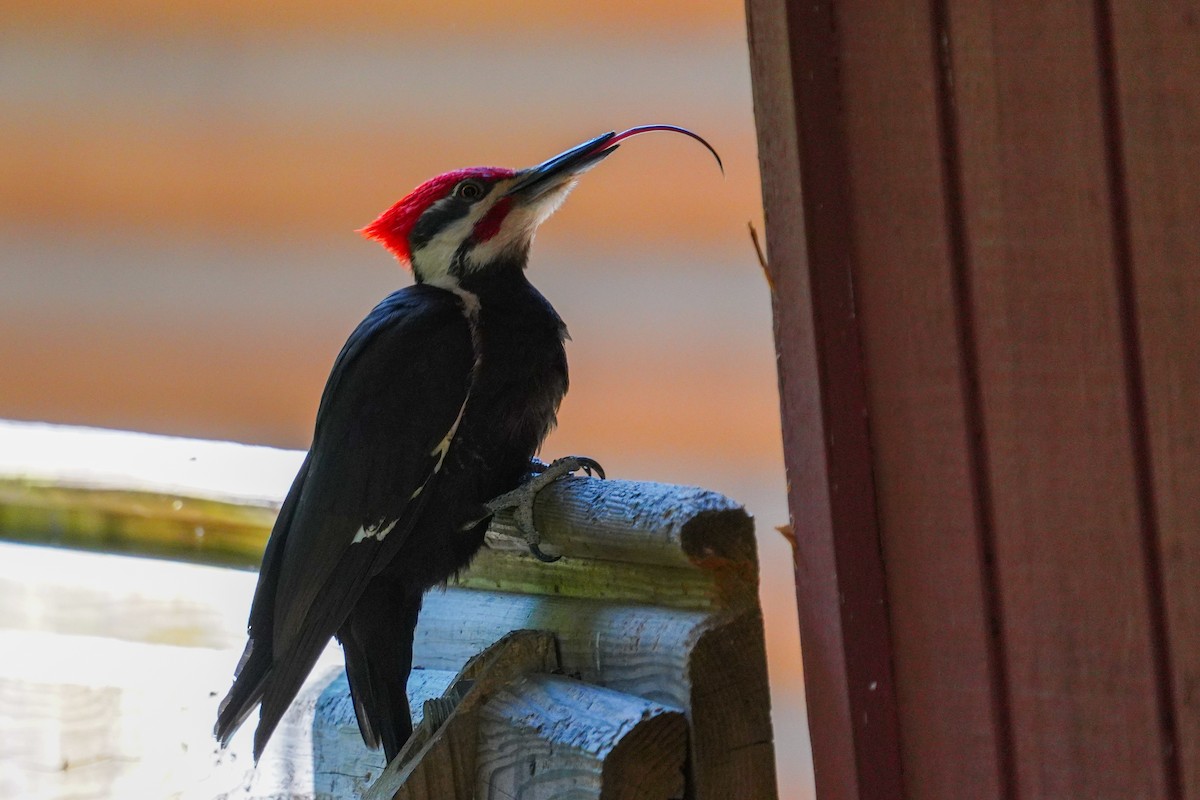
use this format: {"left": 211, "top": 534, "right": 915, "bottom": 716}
{"left": 420, "top": 256, "right": 564, "bottom": 341}
{"left": 438, "top": 257, "right": 531, "bottom": 312}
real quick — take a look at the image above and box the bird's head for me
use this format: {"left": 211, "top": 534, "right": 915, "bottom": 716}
{"left": 359, "top": 125, "right": 721, "bottom": 291}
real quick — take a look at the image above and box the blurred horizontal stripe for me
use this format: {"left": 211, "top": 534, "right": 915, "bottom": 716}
{"left": 0, "top": 37, "right": 750, "bottom": 123}
{"left": 0, "top": 231, "right": 778, "bottom": 462}
{"left": 0, "top": 36, "right": 759, "bottom": 243}
{"left": 4, "top": 1, "right": 742, "bottom": 38}
{"left": 0, "top": 231, "right": 768, "bottom": 330}
{"left": 0, "top": 323, "right": 782, "bottom": 466}
{"left": 0, "top": 121, "right": 757, "bottom": 244}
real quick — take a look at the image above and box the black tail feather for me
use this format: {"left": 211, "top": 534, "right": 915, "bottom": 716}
{"left": 340, "top": 628, "right": 381, "bottom": 750}
{"left": 339, "top": 586, "right": 423, "bottom": 762}
{"left": 214, "top": 637, "right": 270, "bottom": 747}
{"left": 249, "top": 623, "right": 334, "bottom": 761}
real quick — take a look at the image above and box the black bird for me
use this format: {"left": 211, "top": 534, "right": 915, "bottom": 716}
{"left": 214, "top": 125, "right": 722, "bottom": 762}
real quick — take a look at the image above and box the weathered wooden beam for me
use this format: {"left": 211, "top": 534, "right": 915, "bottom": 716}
{"left": 475, "top": 673, "right": 688, "bottom": 800}
{"left": 487, "top": 475, "right": 755, "bottom": 569}
{"left": 0, "top": 421, "right": 757, "bottom": 611}
{"left": 366, "top": 630, "right": 560, "bottom": 800}
{"left": 480, "top": 476, "right": 757, "bottom": 609}
{"left": 409, "top": 587, "right": 775, "bottom": 799}
{"left": 0, "top": 421, "right": 291, "bottom": 567}
{"left": 239, "top": 667, "right": 461, "bottom": 800}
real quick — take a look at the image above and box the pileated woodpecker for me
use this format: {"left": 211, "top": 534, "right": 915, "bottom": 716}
{"left": 214, "top": 126, "right": 721, "bottom": 762}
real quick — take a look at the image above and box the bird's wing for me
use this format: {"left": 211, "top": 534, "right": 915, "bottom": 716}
{"left": 265, "top": 284, "right": 474, "bottom": 660}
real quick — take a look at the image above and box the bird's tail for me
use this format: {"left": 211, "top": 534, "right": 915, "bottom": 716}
{"left": 339, "top": 587, "right": 423, "bottom": 762}
{"left": 213, "top": 628, "right": 327, "bottom": 761}
{"left": 213, "top": 637, "right": 271, "bottom": 748}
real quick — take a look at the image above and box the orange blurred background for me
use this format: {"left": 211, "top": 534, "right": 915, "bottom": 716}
{"left": 0, "top": 2, "right": 810, "bottom": 794}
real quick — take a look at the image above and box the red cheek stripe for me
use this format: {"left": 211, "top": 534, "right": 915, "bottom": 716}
{"left": 473, "top": 197, "right": 513, "bottom": 243}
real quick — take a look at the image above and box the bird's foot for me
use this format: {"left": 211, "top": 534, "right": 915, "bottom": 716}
{"left": 486, "top": 456, "right": 605, "bottom": 562}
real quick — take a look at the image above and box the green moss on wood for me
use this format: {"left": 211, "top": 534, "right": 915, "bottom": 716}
{"left": 0, "top": 479, "right": 757, "bottom": 611}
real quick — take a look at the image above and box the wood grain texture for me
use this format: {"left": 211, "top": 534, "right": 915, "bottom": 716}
{"left": 487, "top": 477, "right": 755, "bottom": 569}
{"left": 744, "top": 1, "right": 904, "bottom": 797}
{"left": 415, "top": 589, "right": 705, "bottom": 708}
{"left": 1107, "top": 2, "right": 1200, "bottom": 795}
{"left": 0, "top": 541, "right": 712, "bottom": 707}
{"left": 411, "top": 592, "right": 775, "bottom": 798}
{"left": 467, "top": 477, "right": 757, "bottom": 610}
{"left": 749, "top": 0, "right": 1197, "bottom": 798}
{"left": 475, "top": 674, "right": 687, "bottom": 800}
{"left": 688, "top": 607, "right": 775, "bottom": 799}
{"left": 0, "top": 423, "right": 759, "bottom": 611}
{"left": 367, "top": 631, "right": 560, "bottom": 800}
{"left": 944, "top": 3, "right": 1174, "bottom": 796}
{"left": 809, "top": 1, "right": 1009, "bottom": 796}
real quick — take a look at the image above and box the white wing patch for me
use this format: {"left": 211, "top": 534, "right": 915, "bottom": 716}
{"left": 350, "top": 290, "right": 481, "bottom": 547}
{"left": 430, "top": 393, "right": 469, "bottom": 472}
{"left": 352, "top": 518, "right": 398, "bottom": 544}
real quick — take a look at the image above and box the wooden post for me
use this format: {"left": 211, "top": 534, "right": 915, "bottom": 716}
{"left": 746, "top": 2, "right": 1200, "bottom": 799}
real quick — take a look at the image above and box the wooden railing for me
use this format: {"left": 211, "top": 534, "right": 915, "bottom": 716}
{"left": 0, "top": 420, "right": 777, "bottom": 799}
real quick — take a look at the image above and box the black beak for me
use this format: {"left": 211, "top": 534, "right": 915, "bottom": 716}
{"left": 506, "top": 125, "right": 722, "bottom": 202}
{"left": 506, "top": 132, "right": 620, "bottom": 200}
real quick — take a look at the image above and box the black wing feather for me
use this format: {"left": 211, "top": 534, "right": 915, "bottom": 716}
{"left": 215, "top": 285, "right": 473, "bottom": 754}
{"left": 271, "top": 287, "right": 472, "bottom": 651}
{"left": 214, "top": 451, "right": 310, "bottom": 743}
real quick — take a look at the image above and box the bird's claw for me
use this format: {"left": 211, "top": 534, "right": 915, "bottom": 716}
{"left": 562, "top": 455, "right": 605, "bottom": 480}
{"left": 527, "top": 542, "right": 560, "bottom": 564}
{"left": 526, "top": 455, "right": 604, "bottom": 480}
{"left": 487, "top": 455, "right": 606, "bottom": 562}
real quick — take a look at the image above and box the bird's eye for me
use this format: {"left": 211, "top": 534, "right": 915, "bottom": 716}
{"left": 455, "top": 180, "right": 485, "bottom": 201}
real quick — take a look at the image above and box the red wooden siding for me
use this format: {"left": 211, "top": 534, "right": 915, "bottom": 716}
{"left": 746, "top": 1, "right": 1199, "bottom": 798}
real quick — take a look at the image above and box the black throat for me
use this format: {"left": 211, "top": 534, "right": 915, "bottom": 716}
{"left": 458, "top": 258, "right": 566, "bottom": 343}
{"left": 442, "top": 255, "right": 571, "bottom": 500}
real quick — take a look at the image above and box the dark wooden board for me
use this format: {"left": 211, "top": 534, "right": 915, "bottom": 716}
{"left": 747, "top": 1, "right": 1197, "bottom": 798}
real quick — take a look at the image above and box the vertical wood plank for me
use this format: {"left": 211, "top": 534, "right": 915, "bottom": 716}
{"left": 945, "top": 2, "right": 1174, "bottom": 797}
{"left": 745, "top": 1, "right": 904, "bottom": 798}
{"left": 829, "top": 2, "right": 1010, "bottom": 797}
{"left": 750, "top": 1, "right": 1196, "bottom": 797}
{"left": 1108, "top": 2, "right": 1200, "bottom": 796}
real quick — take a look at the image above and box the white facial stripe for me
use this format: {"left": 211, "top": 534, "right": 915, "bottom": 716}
{"left": 411, "top": 202, "right": 484, "bottom": 288}
{"left": 411, "top": 176, "right": 581, "bottom": 284}
{"left": 411, "top": 181, "right": 514, "bottom": 287}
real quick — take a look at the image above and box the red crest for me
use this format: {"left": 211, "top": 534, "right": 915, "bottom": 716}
{"left": 359, "top": 167, "right": 515, "bottom": 267}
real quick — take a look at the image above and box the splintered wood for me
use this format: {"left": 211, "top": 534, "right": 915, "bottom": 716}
{"left": 0, "top": 422, "right": 777, "bottom": 799}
